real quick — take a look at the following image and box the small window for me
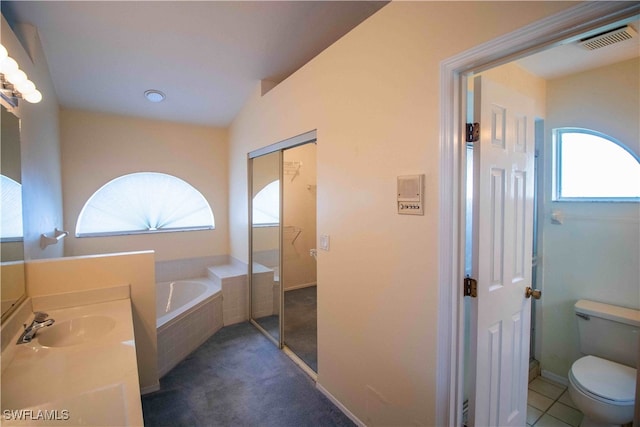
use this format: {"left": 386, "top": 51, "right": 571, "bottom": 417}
{"left": 253, "top": 180, "right": 279, "bottom": 226}
{"left": 554, "top": 128, "right": 640, "bottom": 201}
{"left": 0, "top": 175, "right": 23, "bottom": 241}
{"left": 76, "top": 172, "right": 215, "bottom": 237}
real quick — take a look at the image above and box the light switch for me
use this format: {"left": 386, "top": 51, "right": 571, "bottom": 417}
{"left": 319, "top": 234, "right": 330, "bottom": 251}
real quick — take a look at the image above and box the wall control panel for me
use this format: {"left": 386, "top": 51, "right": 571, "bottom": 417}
{"left": 397, "top": 174, "right": 424, "bottom": 215}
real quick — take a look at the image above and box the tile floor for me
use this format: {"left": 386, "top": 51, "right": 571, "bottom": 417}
{"left": 527, "top": 376, "right": 584, "bottom": 427}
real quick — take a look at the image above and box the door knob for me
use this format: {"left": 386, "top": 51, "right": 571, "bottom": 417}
{"left": 525, "top": 286, "right": 542, "bottom": 299}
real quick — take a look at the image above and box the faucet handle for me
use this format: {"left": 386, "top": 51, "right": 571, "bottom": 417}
{"left": 34, "top": 312, "right": 49, "bottom": 322}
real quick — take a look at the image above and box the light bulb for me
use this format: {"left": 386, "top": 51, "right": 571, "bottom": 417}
{"left": 16, "top": 79, "right": 35, "bottom": 95}
{"left": 0, "top": 44, "right": 7, "bottom": 62}
{"left": 24, "top": 89, "right": 42, "bottom": 103}
{"left": 6, "top": 69, "right": 27, "bottom": 86}
{"left": 0, "top": 57, "right": 19, "bottom": 75}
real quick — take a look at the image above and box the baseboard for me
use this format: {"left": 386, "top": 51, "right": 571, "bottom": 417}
{"left": 283, "top": 345, "right": 317, "bottom": 381}
{"left": 316, "top": 383, "right": 366, "bottom": 427}
{"left": 284, "top": 282, "right": 317, "bottom": 292}
{"left": 140, "top": 382, "right": 161, "bottom": 395}
{"left": 541, "top": 369, "right": 568, "bottom": 386}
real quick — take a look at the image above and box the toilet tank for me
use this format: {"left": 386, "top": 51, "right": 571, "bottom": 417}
{"left": 575, "top": 300, "right": 640, "bottom": 368}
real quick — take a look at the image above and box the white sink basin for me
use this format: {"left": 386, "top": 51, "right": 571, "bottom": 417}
{"left": 36, "top": 315, "right": 117, "bottom": 348}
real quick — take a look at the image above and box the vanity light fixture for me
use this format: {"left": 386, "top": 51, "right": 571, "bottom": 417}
{"left": 144, "top": 89, "right": 166, "bottom": 103}
{"left": 0, "top": 43, "right": 42, "bottom": 107}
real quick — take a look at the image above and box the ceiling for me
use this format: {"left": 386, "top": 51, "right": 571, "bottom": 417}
{"left": 515, "top": 20, "right": 640, "bottom": 80}
{"left": 2, "top": 1, "right": 388, "bottom": 126}
{"left": 2, "top": 2, "right": 638, "bottom": 127}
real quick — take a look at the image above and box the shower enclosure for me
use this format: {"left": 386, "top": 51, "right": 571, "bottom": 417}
{"left": 248, "top": 130, "right": 318, "bottom": 373}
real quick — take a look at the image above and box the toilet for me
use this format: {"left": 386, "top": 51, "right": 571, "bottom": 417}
{"left": 568, "top": 299, "right": 639, "bottom": 427}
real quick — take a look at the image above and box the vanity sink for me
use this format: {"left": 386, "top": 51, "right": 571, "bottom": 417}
{"left": 36, "top": 315, "right": 117, "bottom": 348}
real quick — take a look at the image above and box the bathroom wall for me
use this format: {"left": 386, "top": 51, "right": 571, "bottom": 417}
{"left": 25, "top": 251, "right": 158, "bottom": 392}
{"left": 283, "top": 143, "right": 317, "bottom": 290}
{"left": 1, "top": 15, "right": 64, "bottom": 260}
{"left": 228, "top": 2, "right": 575, "bottom": 424}
{"left": 60, "top": 109, "right": 229, "bottom": 262}
{"left": 539, "top": 58, "right": 640, "bottom": 379}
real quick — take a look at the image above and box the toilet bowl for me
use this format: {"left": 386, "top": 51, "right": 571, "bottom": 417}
{"left": 568, "top": 356, "right": 635, "bottom": 426}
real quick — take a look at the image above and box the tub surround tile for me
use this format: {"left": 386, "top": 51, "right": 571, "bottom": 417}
{"left": 157, "top": 293, "right": 223, "bottom": 378}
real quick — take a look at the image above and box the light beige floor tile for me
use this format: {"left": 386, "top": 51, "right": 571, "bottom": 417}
{"left": 533, "top": 413, "right": 573, "bottom": 427}
{"left": 529, "top": 377, "right": 565, "bottom": 400}
{"left": 528, "top": 389, "right": 554, "bottom": 412}
{"left": 527, "top": 405, "right": 544, "bottom": 425}
{"left": 558, "top": 390, "right": 578, "bottom": 409}
{"left": 547, "top": 402, "right": 583, "bottom": 427}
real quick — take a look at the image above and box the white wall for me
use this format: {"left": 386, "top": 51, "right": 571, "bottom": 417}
{"left": 539, "top": 58, "right": 640, "bottom": 378}
{"left": 1, "top": 15, "right": 64, "bottom": 260}
{"left": 228, "top": 2, "right": 575, "bottom": 424}
{"left": 60, "top": 109, "right": 229, "bottom": 262}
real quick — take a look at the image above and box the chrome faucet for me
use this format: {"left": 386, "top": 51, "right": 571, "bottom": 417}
{"left": 17, "top": 312, "right": 55, "bottom": 344}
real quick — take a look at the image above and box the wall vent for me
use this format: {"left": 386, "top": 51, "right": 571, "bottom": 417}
{"left": 579, "top": 25, "right": 637, "bottom": 50}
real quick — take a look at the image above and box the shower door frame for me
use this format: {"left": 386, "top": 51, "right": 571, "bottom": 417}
{"left": 248, "top": 130, "right": 318, "bottom": 349}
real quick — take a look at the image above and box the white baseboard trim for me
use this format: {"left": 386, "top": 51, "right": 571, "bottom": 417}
{"left": 140, "top": 382, "right": 161, "bottom": 395}
{"left": 316, "top": 383, "right": 366, "bottom": 427}
{"left": 284, "top": 282, "right": 317, "bottom": 292}
{"left": 541, "top": 370, "right": 569, "bottom": 386}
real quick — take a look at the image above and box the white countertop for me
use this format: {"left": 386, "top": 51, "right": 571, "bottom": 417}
{"left": 1, "top": 299, "right": 143, "bottom": 426}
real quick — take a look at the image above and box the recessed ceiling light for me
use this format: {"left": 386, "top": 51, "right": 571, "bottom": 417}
{"left": 144, "top": 89, "right": 165, "bottom": 103}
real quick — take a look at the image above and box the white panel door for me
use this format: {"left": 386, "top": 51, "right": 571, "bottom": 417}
{"left": 469, "top": 75, "right": 536, "bottom": 426}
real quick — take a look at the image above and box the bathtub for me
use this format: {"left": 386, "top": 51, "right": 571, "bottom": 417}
{"left": 156, "top": 278, "right": 223, "bottom": 378}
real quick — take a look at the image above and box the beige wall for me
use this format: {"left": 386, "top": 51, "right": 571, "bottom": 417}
{"left": 25, "top": 251, "right": 157, "bottom": 391}
{"left": 229, "top": 2, "right": 574, "bottom": 424}
{"left": 60, "top": 109, "right": 229, "bottom": 261}
{"left": 1, "top": 16, "right": 64, "bottom": 261}
{"left": 539, "top": 58, "right": 640, "bottom": 378}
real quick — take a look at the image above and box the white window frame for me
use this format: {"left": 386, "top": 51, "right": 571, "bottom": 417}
{"left": 76, "top": 172, "right": 215, "bottom": 237}
{"left": 553, "top": 127, "right": 640, "bottom": 202}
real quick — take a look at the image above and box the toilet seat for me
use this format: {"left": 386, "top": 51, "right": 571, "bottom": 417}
{"left": 569, "top": 355, "right": 636, "bottom": 405}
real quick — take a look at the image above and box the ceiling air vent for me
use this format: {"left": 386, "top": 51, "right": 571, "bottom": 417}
{"left": 579, "top": 25, "right": 637, "bottom": 50}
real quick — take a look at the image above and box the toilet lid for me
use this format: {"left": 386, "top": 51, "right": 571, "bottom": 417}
{"left": 571, "top": 356, "right": 636, "bottom": 403}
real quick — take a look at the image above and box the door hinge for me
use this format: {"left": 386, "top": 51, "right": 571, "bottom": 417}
{"left": 466, "top": 122, "right": 479, "bottom": 143}
{"left": 464, "top": 276, "right": 478, "bottom": 298}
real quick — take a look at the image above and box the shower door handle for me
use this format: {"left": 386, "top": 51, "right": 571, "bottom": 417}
{"left": 525, "top": 286, "right": 542, "bottom": 300}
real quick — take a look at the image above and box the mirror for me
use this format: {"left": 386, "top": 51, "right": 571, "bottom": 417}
{"left": 282, "top": 143, "right": 317, "bottom": 372}
{"left": 249, "top": 151, "right": 281, "bottom": 343}
{"left": 1, "top": 104, "right": 26, "bottom": 321}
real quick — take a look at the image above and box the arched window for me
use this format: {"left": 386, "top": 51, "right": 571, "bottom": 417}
{"left": 76, "top": 172, "right": 215, "bottom": 237}
{"left": 252, "top": 180, "right": 279, "bottom": 226}
{"left": 0, "top": 175, "right": 23, "bottom": 241}
{"left": 554, "top": 128, "right": 640, "bottom": 201}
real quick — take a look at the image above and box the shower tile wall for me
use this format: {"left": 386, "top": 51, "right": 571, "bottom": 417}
{"left": 156, "top": 255, "right": 230, "bottom": 282}
{"left": 207, "top": 264, "right": 249, "bottom": 326}
{"left": 158, "top": 295, "right": 223, "bottom": 378}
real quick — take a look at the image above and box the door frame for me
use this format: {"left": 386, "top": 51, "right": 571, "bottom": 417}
{"left": 435, "top": 2, "right": 640, "bottom": 426}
